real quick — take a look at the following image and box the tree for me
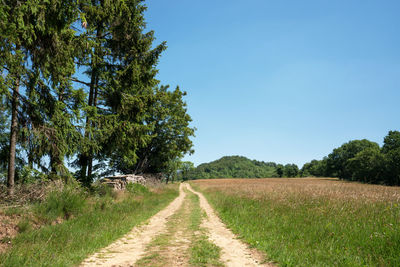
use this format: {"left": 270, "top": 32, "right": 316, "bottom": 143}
{"left": 382, "top": 130, "right": 400, "bottom": 153}
{"left": 276, "top": 164, "right": 284, "bottom": 177}
{"left": 180, "top": 161, "right": 194, "bottom": 181}
{"left": 301, "top": 158, "right": 328, "bottom": 177}
{"left": 1, "top": 0, "right": 87, "bottom": 191}
{"left": 382, "top": 131, "right": 400, "bottom": 185}
{"left": 326, "top": 139, "right": 379, "bottom": 179}
{"left": 346, "top": 147, "right": 385, "bottom": 184}
{"left": 130, "top": 86, "right": 195, "bottom": 175}
{"left": 1, "top": 0, "right": 39, "bottom": 194}
{"left": 164, "top": 158, "right": 181, "bottom": 184}
{"left": 73, "top": 0, "right": 168, "bottom": 184}
{"left": 283, "top": 164, "right": 299, "bottom": 177}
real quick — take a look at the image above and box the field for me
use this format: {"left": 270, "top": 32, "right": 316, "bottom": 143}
{"left": 190, "top": 178, "right": 400, "bottom": 266}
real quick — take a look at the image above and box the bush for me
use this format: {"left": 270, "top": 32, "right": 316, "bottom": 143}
{"left": 35, "top": 184, "right": 87, "bottom": 221}
{"left": 126, "top": 183, "right": 149, "bottom": 195}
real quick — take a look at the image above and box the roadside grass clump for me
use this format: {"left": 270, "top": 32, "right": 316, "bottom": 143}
{"left": 191, "top": 178, "right": 400, "bottom": 267}
{"left": 34, "top": 184, "right": 87, "bottom": 222}
{"left": 3, "top": 206, "right": 24, "bottom": 216}
{"left": 126, "top": 183, "right": 150, "bottom": 195}
{"left": 16, "top": 219, "right": 31, "bottom": 233}
{"left": 91, "top": 183, "right": 117, "bottom": 199}
{"left": 0, "top": 184, "right": 179, "bottom": 267}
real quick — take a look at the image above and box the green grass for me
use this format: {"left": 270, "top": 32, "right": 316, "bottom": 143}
{"left": 0, "top": 185, "right": 178, "bottom": 267}
{"left": 192, "top": 183, "right": 400, "bottom": 267}
{"left": 188, "top": 191, "right": 222, "bottom": 267}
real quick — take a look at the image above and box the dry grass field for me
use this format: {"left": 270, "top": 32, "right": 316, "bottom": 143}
{"left": 191, "top": 178, "right": 400, "bottom": 267}
{"left": 192, "top": 177, "right": 400, "bottom": 202}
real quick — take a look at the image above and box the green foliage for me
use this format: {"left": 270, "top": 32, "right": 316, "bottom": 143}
{"left": 382, "top": 130, "right": 400, "bottom": 153}
{"left": 34, "top": 184, "right": 87, "bottom": 221}
{"left": 327, "top": 139, "right": 380, "bottom": 179}
{"left": 180, "top": 161, "right": 195, "bottom": 181}
{"left": 282, "top": 163, "right": 299, "bottom": 178}
{"left": 187, "top": 156, "right": 285, "bottom": 179}
{"left": 383, "top": 147, "right": 400, "bottom": 185}
{"left": 114, "top": 86, "right": 195, "bottom": 175}
{"left": 19, "top": 165, "right": 48, "bottom": 184}
{"left": 301, "top": 158, "right": 328, "bottom": 177}
{"left": 0, "top": 0, "right": 194, "bottom": 189}
{"left": 347, "top": 147, "right": 386, "bottom": 184}
{"left": 302, "top": 130, "right": 400, "bottom": 185}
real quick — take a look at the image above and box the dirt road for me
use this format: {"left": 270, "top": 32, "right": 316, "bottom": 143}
{"left": 81, "top": 183, "right": 273, "bottom": 267}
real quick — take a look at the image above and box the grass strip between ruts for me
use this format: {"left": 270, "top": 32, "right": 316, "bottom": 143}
{"left": 188, "top": 190, "right": 222, "bottom": 267}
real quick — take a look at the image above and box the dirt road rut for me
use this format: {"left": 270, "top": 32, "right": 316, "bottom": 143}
{"left": 81, "top": 183, "right": 273, "bottom": 267}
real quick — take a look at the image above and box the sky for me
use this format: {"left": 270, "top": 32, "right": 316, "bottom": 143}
{"left": 144, "top": 0, "right": 400, "bottom": 167}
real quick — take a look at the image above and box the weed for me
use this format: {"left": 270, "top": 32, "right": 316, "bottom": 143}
{"left": 16, "top": 219, "right": 31, "bottom": 233}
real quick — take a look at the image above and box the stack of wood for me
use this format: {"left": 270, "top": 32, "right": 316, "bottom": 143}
{"left": 99, "top": 174, "right": 146, "bottom": 190}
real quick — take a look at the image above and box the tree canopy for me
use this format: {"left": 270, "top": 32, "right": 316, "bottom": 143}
{"left": 0, "top": 0, "right": 195, "bottom": 192}
{"left": 301, "top": 130, "right": 400, "bottom": 185}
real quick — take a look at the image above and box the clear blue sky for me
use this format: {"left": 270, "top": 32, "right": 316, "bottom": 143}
{"left": 144, "top": 0, "right": 400, "bottom": 167}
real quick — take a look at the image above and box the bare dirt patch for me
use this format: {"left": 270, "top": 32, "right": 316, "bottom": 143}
{"left": 0, "top": 212, "right": 21, "bottom": 253}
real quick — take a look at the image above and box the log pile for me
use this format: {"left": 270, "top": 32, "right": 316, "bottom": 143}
{"left": 99, "top": 174, "right": 146, "bottom": 190}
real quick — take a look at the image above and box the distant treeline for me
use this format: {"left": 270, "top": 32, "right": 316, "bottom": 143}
{"left": 187, "top": 130, "right": 400, "bottom": 186}
{"left": 301, "top": 130, "right": 400, "bottom": 185}
{"left": 186, "top": 156, "right": 299, "bottom": 179}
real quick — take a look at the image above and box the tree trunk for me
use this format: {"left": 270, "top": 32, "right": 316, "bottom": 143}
{"left": 7, "top": 76, "right": 20, "bottom": 196}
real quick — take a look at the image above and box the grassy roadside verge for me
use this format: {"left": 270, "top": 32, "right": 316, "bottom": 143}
{"left": 0, "top": 184, "right": 179, "bottom": 267}
{"left": 190, "top": 180, "right": 400, "bottom": 267}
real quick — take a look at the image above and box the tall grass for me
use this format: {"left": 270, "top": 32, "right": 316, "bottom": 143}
{"left": 0, "top": 184, "right": 178, "bottom": 267}
{"left": 191, "top": 178, "right": 400, "bottom": 267}
{"left": 34, "top": 184, "right": 87, "bottom": 222}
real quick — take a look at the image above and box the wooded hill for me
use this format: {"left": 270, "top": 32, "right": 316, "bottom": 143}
{"left": 186, "top": 156, "right": 299, "bottom": 179}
